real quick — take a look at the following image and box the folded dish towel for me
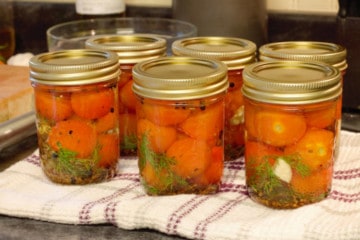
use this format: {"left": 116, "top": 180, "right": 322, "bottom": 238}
{"left": 0, "top": 130, "right": 359, "bottom": 240}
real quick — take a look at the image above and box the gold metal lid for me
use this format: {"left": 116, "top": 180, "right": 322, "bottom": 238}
{"left": 132, "top": 56, "right": 229, "bottom": 100}
{"left": 29, "top": 49, "right": 120, "bottom": 86}
{"left": 85, "top": 34, "right": 167, "bottom": 64}
{"left": 242, "top": 61, "right": 342, "bottom": 105}
{"left": 172, "top": 36, "right": 257, "bottom": 70}
{"left": 259, "top": 41, "right": 347, "bottom": 71}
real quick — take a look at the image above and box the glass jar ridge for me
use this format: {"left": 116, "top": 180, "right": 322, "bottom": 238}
{"left": 259, "top": 41, "right": 347, "bottom": 71}
{"left": 29, "top": 49, "right": 120, "bottom": 85}
{"left": 172, "top": 36, "right": 257, "bottom": 70}
{"left": 132, "top": 56, "right": 229, "bottom": 100}
{"left": 85, "top": 34, "right": 167, "bottom": 64}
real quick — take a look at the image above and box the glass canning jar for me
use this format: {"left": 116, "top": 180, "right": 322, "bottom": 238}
{"left": 29, "top": 49, "right": 120, "bottom": 185}
{"left": 259, "top": 41, "right": 347, "bottom": 158}
{"left": 85, "top": 34, "right": 167, "bottom": 156}
{"left": 172, "top": 36, "right": 257, "bottom": 161}
{"left": 132, "top": 56, "right": 229, "bottom": 195}
{"left": 242, "top": 61, "right": 342, "bottom": 208}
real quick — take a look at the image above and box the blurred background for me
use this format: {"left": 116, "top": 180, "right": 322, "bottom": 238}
{"left": 6, "top": 0, "right": 360, "bottom": 111}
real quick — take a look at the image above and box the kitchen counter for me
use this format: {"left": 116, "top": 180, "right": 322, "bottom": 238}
{"left": 0, "top": 215, "right": 185, "bottom": 240}
{"left": 0, "top": 215, "right": 186, "bottom": 240}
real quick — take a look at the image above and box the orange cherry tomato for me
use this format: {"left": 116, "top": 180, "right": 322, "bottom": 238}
{"left": 195, "top": 146, "right": 224, "bottom": 185}
{"left": 95, "top": 109, "right": 117, "bottom": 133}
{"left": 167, "top": 137, "right": 211, "bottom": 179}
{"left": 253, "top": 110, "right": 307, "bottom": 147}
{"left": 48, "top": 119, "right": 97, "bottom": 158}
{"left": 180, "top": 101, "right": 224, "bottom": 141}
{"left": 118, "top": 65, "right": 133, "bottom": 89}
{"left": 290, "top": 167, "right": 332, "bottom": 195}
{"left": 285, "top": 128, "right": 334, "bottom": 171}
{"left": 97, "top": 133, "right": 119, "bottom": 168}
{"left": 119, "top": 80, "right": 137, "bottom": 112}
{"left": 35, "top": 90, "right": 73, "bottom": 121}
{"left": 71, "top": 88, "right": 115, "bottom": 120}
{"left": 137, "top": 118, "right": 177, "bottom": 153}
{"left": 304, "top": 104, "right": 337, "bottom": 129}
{"left": 142, "top": 102, "right": 191, "bottom": 126}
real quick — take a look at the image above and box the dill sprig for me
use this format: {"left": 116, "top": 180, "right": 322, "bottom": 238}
{"left": 249, "top": 153, "right": 310, "bottom": 196}
{"left": 138, "top": 132, "right": 188, "bottom": 194}
{"left": 121, "top": 134, "right": 137, "bottom": 151}
{"left": 55, "top": 143, "right": 99, "bottom": 178}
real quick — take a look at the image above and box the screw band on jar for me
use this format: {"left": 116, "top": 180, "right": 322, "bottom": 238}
{"left": 242, "top": 61, "right": 342, "bottom": 105}
{"left": 85, "top": 34, "right": 167, "bottom": 64}
{"left": 132, "top": 56, "right": 229, "bottom": 100}
{"left": 259, "top": 41, "right": 347, "bottom": 72}
{"left": 172, "top": 36, "right": 257, "bottom": 70}
{"left": 30, "top": 49, "right": 120, "bottom": 85}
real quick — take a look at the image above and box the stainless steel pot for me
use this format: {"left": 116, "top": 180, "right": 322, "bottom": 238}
{"left": 172, "top": 0, "right": 267, "bottom": 46}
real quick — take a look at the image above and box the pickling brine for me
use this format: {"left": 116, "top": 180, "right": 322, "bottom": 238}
{"left": 132, "top": 56, "right": 228, "bottom": 195}
{"left": 244, "top": 100, "right": 337, "bottom": 208}
{"left": 136, "top": 97, "right": 225, "bottom": 195}
{"left": 30, "top": 49, "right": 120, "bottom": 184}
{"left": 242, "top": 61, "right": 342, "bottom": 208}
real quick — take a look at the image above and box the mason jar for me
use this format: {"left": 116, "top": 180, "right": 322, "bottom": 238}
{"left": 242, "top": 61, "right": 342, "bottom": 208}
{"left": 172, "top": 36, "right": 257, "bottom": 161}
{"left": 132, "top": 56, "right": 228, "bottom": 195}
{"left": 29, "top": 49, "right": 120, "bottom": 184}
{"left": 85, "top": 34, "right": 166, "bottom": 156}
{"left": 259, "top": 41, "right": 347, "bottom": 159}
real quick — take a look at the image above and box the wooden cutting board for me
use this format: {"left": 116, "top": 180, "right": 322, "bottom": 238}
{"left": 0, "top": 65, "right": 33, "bottom": 123}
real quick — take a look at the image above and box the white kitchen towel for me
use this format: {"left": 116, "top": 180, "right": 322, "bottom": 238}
{"left": 0, "top": 130, "right": 359, "bottom": 240}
